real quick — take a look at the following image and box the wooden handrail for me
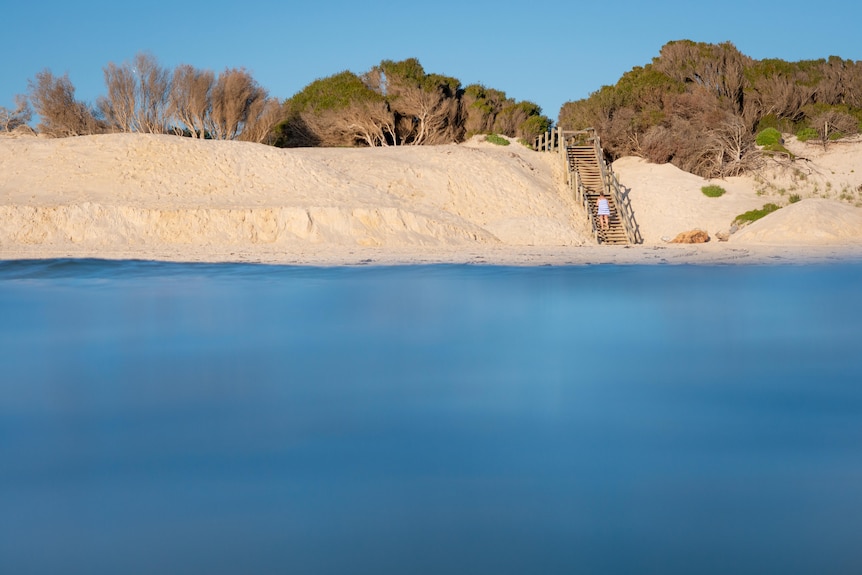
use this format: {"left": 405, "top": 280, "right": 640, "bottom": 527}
{"left": 534, "top": 127, "right": 641, "bottom": 244}
{"left": 533, "top": 128, "right": 596, "bottom": 153}
{"left": 594, "top": 132, "right": 641, "bottom": 244}
{"left": 606, "top": 168, "right": 643, "bottom": 244}
{"left": 569, "top": 161, "right": 598, "bottom": 243}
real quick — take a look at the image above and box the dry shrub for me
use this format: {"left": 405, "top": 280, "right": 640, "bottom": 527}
{"left": 670, "top": 230, "right": 710, "bottom": 243}
{"left": 169, "top": 65, "right": 214, "bottom": 138}
{"left": 133, "top": 53, "right": 171, "bottom": 133}
{"left": 239, "top": 98, "right": 284, "bottom": 144}
{"left": 297, "top": 100, "right": 396, "bottom": 147}
{"left": 639, "top": 124, "right": 676, "bottom": 164}
{"left": 98, "top": 62, "right": 137, "bottom": 132}
{"left": 27, "top": 70, "right": 99, "bottom": 137}
{"left": 207, "top": 68, "right": 282, "bottom": 142}
{"left": 601, "top": 107, "right": 638, "bottom": 157}
{"left": 810, "top": 109, "right": 859, "bottom": 139}
{"left": 390, "top": 84, "right": 461, "bottom": 145}
{"left": 0, "top": 95, "right": 31, "bottom": 132}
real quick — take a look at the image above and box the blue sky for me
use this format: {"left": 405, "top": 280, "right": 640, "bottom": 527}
{"left": 2, "top": 0, "right": 860, "bottom": 122}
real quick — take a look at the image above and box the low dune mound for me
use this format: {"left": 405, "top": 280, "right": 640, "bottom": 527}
{"left": 0, "top": 134, "right": 590, "bottom": 250}
{"left": 611, "top": 156, "right": 766, "bottom": 244}
{"left": 730, "top": 199, "right": 862, "bottom": 245}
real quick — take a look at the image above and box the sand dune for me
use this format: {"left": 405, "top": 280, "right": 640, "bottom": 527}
{"left": 1, "top": 132, "right": 861, "bottom": 264}
{"left": 730, "top": 199, "right": 862, "bottom": 245}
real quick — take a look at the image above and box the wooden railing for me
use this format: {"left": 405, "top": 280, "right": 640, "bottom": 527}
{"left": 568, "top": 159, "right": 599, "bottom": 244}
{"left": 532, "top": 128, "right": 594, "bottom": 153}
{"left": 591, "top": 133, "right": 642, "bottom": 245}
{"left": 605, "top": 166, "right": 642, "bottom": 245}
{"left": 534, "top": 127, "right": 642, "bottom": 244}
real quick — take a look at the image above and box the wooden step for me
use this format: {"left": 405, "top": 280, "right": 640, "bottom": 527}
{"left": 567, "top": 145, "right": 629, "bottom": 245}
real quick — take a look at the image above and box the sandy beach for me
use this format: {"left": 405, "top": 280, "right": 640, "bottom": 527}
{"left": 2, "top": 132, "right": 861, "bottom": 265}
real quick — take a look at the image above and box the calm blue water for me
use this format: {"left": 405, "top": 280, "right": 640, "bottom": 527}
{"left": 1, "top": 259, "right": 861, "bottom": 575}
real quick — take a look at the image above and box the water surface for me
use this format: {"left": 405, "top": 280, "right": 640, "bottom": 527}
{"left": 1, "top": 260, "right": 861, "bottom": 574}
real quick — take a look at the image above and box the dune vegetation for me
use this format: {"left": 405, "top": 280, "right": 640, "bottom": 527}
{"left": 559, "top": 41, "right": 862, "bottom": 178}
{"left": 3, "top": 41, "right": 861, "bottom": 183}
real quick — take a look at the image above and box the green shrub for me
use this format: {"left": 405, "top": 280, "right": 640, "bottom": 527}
{"left": 755, "top": 127, "right": 783, "bottom": 147}
{"left": 796, "top": 127, "right": 818, "bottom": 142}
{"left": 755, "top": 127, "right": 792, "bottom": 155}
{"left": 518, "top": 115, "right": 551, "bottom": 141}
{"left": 485, "top": 133, "right": 510, "bottom": 146}
{"left": 701, "top": 185, "right": 726, "bottom": 198}
{"left": 789, "top": 194, "right": 801, "bottom": 203}
{"left": 733, "top": 203, "right": 780, "bottom": 226}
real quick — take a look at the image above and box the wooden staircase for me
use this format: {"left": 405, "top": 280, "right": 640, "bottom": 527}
{"left": 566, "top": 146, "right": 629, "bottom": 245}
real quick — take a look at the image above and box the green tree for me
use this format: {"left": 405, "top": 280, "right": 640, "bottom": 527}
{"left": 278, "top": 71, "right": 393, "bottom": 147}
{"left": 558, "top": 40, "right": 862, "bottom": 177}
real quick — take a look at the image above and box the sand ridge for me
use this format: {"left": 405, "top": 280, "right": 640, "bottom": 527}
{"left": 1, "top": 132, "right": 861, "bottom": 265}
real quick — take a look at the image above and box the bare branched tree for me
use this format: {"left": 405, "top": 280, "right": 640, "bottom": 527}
{"left": 98, "top": 62, "right": 138, "bottom": 132}
{"left": 387, "top": 82, "right": 458, "bottom": 145}
{"left": 845, "top": 61, "right": 862, "bottom": 108}
{"left": 209, "top": 68, "right": 267, "bottom": 140}
{"left": 653, "top": 40, "right": 750, "bottom": 112}
{"left": 744, "top": 73, "right": 812, "bottom": 126}
{"left": 600, "top": 107, "right": 639, "bottom": 157}
{"left": 341, "top": 100, "right": 397, "bottom": 146}
{"left": 376, "top": 60, "right": 463, "bottom": 145}
{"left": 810, "top": 109, "right": 859, "bottom": 148}
{"left": 0, "top": 95, "right": 32, "bottom": 132}
{"left": 27, "top": 69, "right": 99, "bottom": 137}
{"left": 238, "top": 97, "right": 284, "bottom": 144}
{"left": 287, "top": 102, "right": 388, "bottom": 147}
{"left": 97, "top": 53, "right": 171, "bottom": 134}
{"left": 817, "top": 56, "right": 848, "bottom": 105}
{"left": 701, "top": 115, "right": 759, "bottom": 177}
{"left": 294, "top": 107, "right": 351, "bottom": 146}
{"left": 134, "top": 53, "right": 170, "bottom": 134}
{"left": 169, "top": 64, "right": 214, "bottom": 138}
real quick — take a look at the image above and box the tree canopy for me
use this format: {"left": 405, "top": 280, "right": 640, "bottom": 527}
{"left": 23, "top": 53, "right": 281, "bottom": 143}
{"left": 275, "top": 58, "right": 551, "bottom": 147}
{"left": 15, "top": 43, "right": 860, "bottom": 173}
{"left": 559, "top": 40, "right": 862, "bottom": 177}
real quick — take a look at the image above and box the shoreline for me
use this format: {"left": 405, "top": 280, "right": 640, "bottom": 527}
{"left": 3, "top": 243, "right": 862, "bottom": 267}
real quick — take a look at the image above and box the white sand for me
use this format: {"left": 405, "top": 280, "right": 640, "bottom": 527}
{"left": 2, "top": 132, "right": 861, "bottom": 265}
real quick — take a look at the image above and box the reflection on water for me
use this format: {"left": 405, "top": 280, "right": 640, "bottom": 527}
{"left": 1, "top": 260, "right": 861, "bottom": 575}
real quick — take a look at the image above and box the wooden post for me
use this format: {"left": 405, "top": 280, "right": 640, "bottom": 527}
{"left": 824, "top": 121, "right": 829, "bottom": 151}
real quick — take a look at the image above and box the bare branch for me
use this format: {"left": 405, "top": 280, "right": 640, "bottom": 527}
{"left": 169, "top": 64, "right": 213, "bottom": 138}
{"left": 27, "top": 70, "right": 99, "bottom": 137}
{"left": 0, "top": 95, "right": 32, "bottom": 132}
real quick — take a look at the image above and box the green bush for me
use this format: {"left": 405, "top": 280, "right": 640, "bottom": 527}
{"left": 755, "top": 127, "right": 792, "bottom": 155}
{"left": 755, "top": 127, "right": 783, "bottom": 146}
{"left": 286, "top": 70, "right": 384, "bottom": 113}
{"left": 485, "top": 133, "right": 510, "bottom": 146}
{"left": 789, "top": 194, "right": 801, "bottom": 203}
{"left": 733, "top": 203, "right": 780, "bottom": 226}
{"left": 701, "top": 185, "right": 726, "bottom": 198}
{"left": 519, "top": 115, "right": 551, "bottom": 141}
{"left": 796, "top": 127, "right": 818, "bottom": 142}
